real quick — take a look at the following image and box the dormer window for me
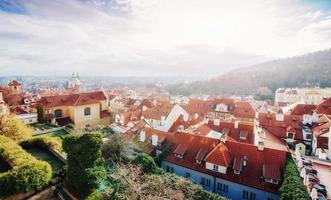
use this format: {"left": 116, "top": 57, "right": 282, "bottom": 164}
{"left": 233, "top": 157, "right": 243, "bottom": 175}
{"left": 263, "top": 164, "right": 281, "bottom": 185}
{"left": 213, "top": 164, "right": 219, "bottom": 171}
{"left": 239, "top": 131, "right": 248, "bottom": 141}
{"left": 287, "top": 132, "right": 295, "bottom": 139}
{"left": 195, "top": 149, "right": 207, "bottom": 164}
{"left": 174, "top": 144, "right": 188, "bottom": 159}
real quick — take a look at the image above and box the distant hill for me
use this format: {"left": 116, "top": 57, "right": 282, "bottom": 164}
{"left": 167, "top": 49, "right": 331, "bottom": 96}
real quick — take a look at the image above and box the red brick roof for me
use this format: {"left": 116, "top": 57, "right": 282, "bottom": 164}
{"left": 316, "top": 98, "right": 331, "bottom": 115}
{"left": 5, "top": 94, "right": 24, "bottom": 106}
{"left": 183, "top": 99, "right": 213, "bottom": 115}
{"left": 142, "top": 103, "right": 172, "bottom": 120}
{"left": 263, "top": 164, "right": 281, "bottom": 181}
{"left": 38, "top": 91, "right": 107, "bottom": 108}
{"left": 234, "top": 101, "right": 255, "bottom": 119}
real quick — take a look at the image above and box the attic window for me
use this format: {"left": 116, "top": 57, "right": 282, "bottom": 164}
{"left": 233, "top": 157, "right": 243, "bottom": 175}
{"left": 239, "top": 131, "right": 248, "bottom": 141}
{"left": 174, "top": 144, "right": 188, "bottom": 159}
{"left": 287, "top": 132, "right": 295, "bottom": 139}
{"left": 195, "top": 149, "right": 207, "bottom": 164}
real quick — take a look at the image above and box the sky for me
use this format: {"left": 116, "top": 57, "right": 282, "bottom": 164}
{"left": 0, "top": 0, "right": 331, "bottom": 77}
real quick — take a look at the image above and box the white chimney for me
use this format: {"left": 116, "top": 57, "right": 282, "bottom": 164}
{"left": 194, "top": 113, "right": 199, "bottom": 119}
{"left": 161, "top": 116, "right": 166, "bottom": 126}
{"left": 152, "top": 134, "right": 158, "bottom": 146}
{"left": 258, "top": 141, "right": 264, "bottom": 151}
{"left": 139, "top": 130, "right": 146, "bottom": 142}
{"left": 214, "top": 119, "right": 220, "bottom": 126}
{"left": 0, "top": 92, "right": 3, "bottom": 103}
{"left": 234, "top": 120, "right": 239, "bottom": 129}
{"left": 142, "top": 105, "right": 147, "bottom": 112}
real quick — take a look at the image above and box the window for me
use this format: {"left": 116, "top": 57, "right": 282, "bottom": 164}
{"left": 242, "top": 190, "right": 256, "bottom": 200}
{"left": 217, "top": 183, "right": 228, "bottom": 192}
{"left": 206, "top": 179, "right": 211, "bottom": 187}
{"left": 84, "top": 107, "right": 91, "bottom": 116}
{"left": 54, "top": 109, "right": 62, "bottom": 118}
{"left": 265, "top": 178, "right": 279, "bottom": 185}
{"left": 166, "top": 166, "right": 170, "bottom": 172}
{"left": 213, "top": 164, "right": 219, "bottom": 171}
{"left": 170, "top": 167, "right": 174, "bottom": 173}
{"left": 287, "top": 132, "right": 294, "bottom": 139}
{"left": 185, "top": 172, "right": 190, "bottom": 178}
{"left": 306, "top": 134, "right": 312, "bottom": 140}
{"left": 200, "top": 177, "right": 205, "bottom": 185}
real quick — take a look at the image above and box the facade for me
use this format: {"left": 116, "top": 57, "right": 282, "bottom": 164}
{"left": 275, "top": 87, "right": 331, "bottom": 106}
{"left": 36, "top": 91, "right": 110, "bottom": 128}
{"left": 15, "top": 113, "right": 38, "bottom": 124}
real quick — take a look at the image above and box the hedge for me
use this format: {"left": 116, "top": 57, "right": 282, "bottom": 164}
{"left": 279, "top": 153, "right": 310, "bottom": 200}
{"left": 20, "top": 135, "right": 61, "bottom": 151}
{"left": 0, "top": 135, "right": 52, "bottom": 196}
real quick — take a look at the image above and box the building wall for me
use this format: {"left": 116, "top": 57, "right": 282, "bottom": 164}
{"left": 162, "top": 161, "right": 280, "bottom": 200}
{"left": 73, "top": 103, "right": 100, "bottom": 128}
{"left": 206, "top": 162, "right": 227, "bottom": 174}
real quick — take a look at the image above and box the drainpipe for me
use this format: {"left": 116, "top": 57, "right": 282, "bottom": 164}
{"left": 213, "top": 176, "right": 216, "bottom": 193}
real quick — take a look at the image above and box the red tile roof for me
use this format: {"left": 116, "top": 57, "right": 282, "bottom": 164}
{"left": 5, "top": 94, "right": 24, "bottom": 106}
{"left": 263, "top": 164, "right": 281, "bottom": 181}
{"left": 316, "top": 98, "right": 331, "bottom": 115}
{"left": 290, "top": 104, "right": 316, "bottom": 116}
{"left": 204, "top": 143, "right": 231, "bottom": 167}
{"left": 234, "top": 101, "right": 255, "bottom": 119}
{"left": 174, "top": 144, "right": 189, "bottom": 156}
{"left": 8, "top": 80, "right": 21, "bottom": 86}
{"left": 258, "top": 113, "right": 303, "bottom": 140}
{"left": 38, "top": 91, "right": 107, "bottom": 108}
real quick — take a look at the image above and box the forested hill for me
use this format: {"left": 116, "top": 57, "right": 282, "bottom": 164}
{"left": 167, "top": 49, "right": 331, "bottom": 96}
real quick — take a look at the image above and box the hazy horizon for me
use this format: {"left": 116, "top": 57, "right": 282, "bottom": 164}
{"left": 1, "top": 0, "right": 331, "bottom": 77}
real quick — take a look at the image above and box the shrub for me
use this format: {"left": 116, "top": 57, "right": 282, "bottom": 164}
{"left": 0, "top": 117, "right": 32, "bottom": 141}
{"left": 102, "top": 134, "right": 127, "bottom": 163}
{"left": 20, "top": 135, "right": 61, "bottom": 151}
{"left": 279, "top": 153, "right": 309, "bottom": 200}
{"left": 63, "top": 133, "right": 106, "bottom": 198}
{"left": 134, "top": 153, "right": 161, "bottom": 174}
{"left": 0, "top": 135, "right": 52, "bottom": 196}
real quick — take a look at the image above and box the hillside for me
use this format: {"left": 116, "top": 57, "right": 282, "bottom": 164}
{"left": 167, "top": 49, "right": 331, "bottom": 96}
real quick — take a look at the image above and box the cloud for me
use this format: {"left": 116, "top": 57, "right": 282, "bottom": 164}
{"left": 0, "top": 0, "right": 331, "bottom": 76}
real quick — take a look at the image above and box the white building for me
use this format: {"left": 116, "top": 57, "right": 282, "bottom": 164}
{"left": 275, "top": 87, "right": 331, "bottom": 106}
{"left": 15, "top": 113, "right": 38, "bottom": 124}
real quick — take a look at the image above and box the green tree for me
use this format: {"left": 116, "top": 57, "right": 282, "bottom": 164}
{"left": 37, "top": 107, "right": 44, "bottom": 123}
{"left": 0, "top": 117, "right": 32, "bottom": 141}
{"left": 134, "top": 153, "right": 160, "bottom": 174}
{"left": 63, "top": 133, "right": 106, "bottom": 198}
{"left": 102, "top": 134, "right": 126, "bottom": 163}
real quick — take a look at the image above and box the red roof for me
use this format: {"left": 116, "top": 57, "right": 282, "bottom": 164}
{"left": 5, "top": 94, "right": 24, "bottom": 106}
{"left": 258, "top": 113, "right": 303, "bottom": 140}
{"left": 234, "top": 101, "right": 255, "bottom": 119}
{"left": 290, "top": 104, "right": 316, "bottom": 116}
{"left": 183, "top": 99, "right": 213, "bottom": 115}
{"left": 174, "top": 144, "right": 189, "bottom": 155}
{"left": 195, "top": 149, "right": 208, "bottom": 162}
{"left": 316, "top": 98, "right": 331, "bottom": 115}
{"left": 207, "top": 121, "right": 254, "bottom": 144}
{"left": 204, "top": 143, "right": 231, "bottom": 167}
{"left": 263, "top": 164, "right": 281, "bottom": 181}
{"left": 8, "top": 80, "right": 21, "bottom": 86}
{"left": 38, "top": 91, "right": 107, "bottom": 108}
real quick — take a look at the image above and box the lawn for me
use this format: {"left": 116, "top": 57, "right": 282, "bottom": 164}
{"left": 44, "top": 129, "right": 70, "bottom": 139}
{"left": 25, "top": 147, "right": 64, "bottom": 175}
{"left": 29, "top": 123, "right": 58, "bottom": 130}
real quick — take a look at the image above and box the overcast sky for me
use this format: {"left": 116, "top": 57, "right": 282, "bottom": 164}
{"left": 1, "top": 0, "right": 331, "bottom": 77}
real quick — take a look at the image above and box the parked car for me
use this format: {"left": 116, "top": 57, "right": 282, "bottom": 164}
{"left": 303, "top": 165, "right": 314, "bottom": 172}
{"left": 308, "top": 169, "right": 318, "bottom": 175}
{"left": 303, "top": 160, "right": 313, "bottom": 166}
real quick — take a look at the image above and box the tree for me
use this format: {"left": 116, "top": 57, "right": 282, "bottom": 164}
{"left": 63, "top": 133, "right": 106, "bottom": 198}
{"left": 0, "top": 116, "right": 32, "bottom": 141}
{"left": 134, "top": 153, "right": 159, "bottom": 174}
{"left": 37, "top": 107, "right": 44, "bottom": 123}
{"left": 102, "top": 134, "right": 126, "bottom": 163}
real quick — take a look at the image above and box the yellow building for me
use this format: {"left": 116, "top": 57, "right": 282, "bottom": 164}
{"left": 37, "top": 91, "right": 110, "bottom": 128}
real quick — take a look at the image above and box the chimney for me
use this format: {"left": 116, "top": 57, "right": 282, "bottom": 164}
{"left": 142, "top": 105, "right": 147, "bottom": 112}
{"left": 234, "top": 120, "right": 239, "bottom": 129}
{"left": 214, "top": 119, "right": 220, "bottom": 126}
{"left": 0, "top": 92, "right": 3, "bottom": 103}
{"left": 194, "top": 113, "right": 199, "bottom": 119}
{"left": 152, "top": 134, "right": 158, "bottom": 146}
{"left": 161, "top": 116, "right": 166, "bottom": 126}
{"left": 258, "top": 141, "right": 264, "bottom": 151}
{"left": 139, "top": 130, "right": 146, "bottom": 142}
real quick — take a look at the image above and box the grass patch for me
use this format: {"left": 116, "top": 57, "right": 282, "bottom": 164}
{"left": 25, "top": 147, "right": 64, "bottom": 176}
{"left": 30, "top": 123, "right": 58, "bottom": 130}
{"left": 44, "top": 129, "right": 70, "bottom": 140}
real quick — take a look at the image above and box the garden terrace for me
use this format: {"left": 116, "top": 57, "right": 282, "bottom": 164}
{"left": 0, "top": 135, "right": 52, "bottom": 196}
